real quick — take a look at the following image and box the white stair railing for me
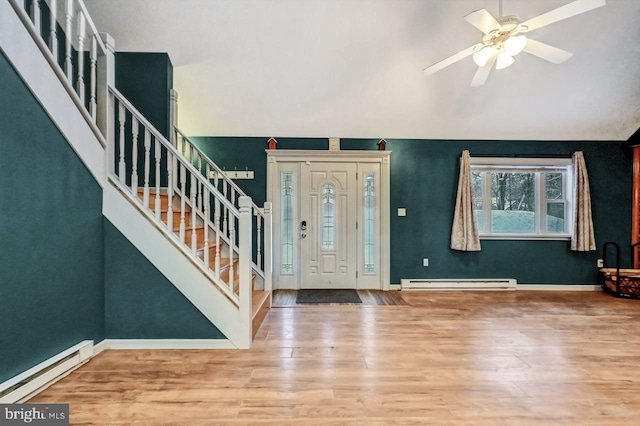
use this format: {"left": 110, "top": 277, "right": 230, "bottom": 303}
{"left": 9, "top": 0, "right": 107, "bottom": 140}
{"left": 173, "top": 128, "right": 272, "bottom": 294}
{"left": 109, "top": 86, "right": 253, "bottom": 306}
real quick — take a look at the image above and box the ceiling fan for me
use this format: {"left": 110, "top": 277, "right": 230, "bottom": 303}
{"left": 423, "top": 0, "right": 606, "bottom": 87}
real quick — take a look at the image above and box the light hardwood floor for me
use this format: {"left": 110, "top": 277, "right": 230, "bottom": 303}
{"left": 30, "top": 291, "right": 640, "bottom": 424}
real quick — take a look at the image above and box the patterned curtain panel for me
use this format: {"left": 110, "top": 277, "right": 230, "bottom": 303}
{"left": 451, "top": 150, "right": 481, "bottom": 251}
{"left": 571, "top": 151, "right": 596, "bottom": 251}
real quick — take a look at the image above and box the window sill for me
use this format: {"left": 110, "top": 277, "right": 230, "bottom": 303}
{"left": 479, "top": 234, "right": 571, "bottom": 241}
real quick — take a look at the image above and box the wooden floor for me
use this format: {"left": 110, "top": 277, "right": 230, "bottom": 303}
{"left": 272, "top": 289, "right": 408, "bottom": 306}
{"left": 30, "top": 291, "right": 640, "bottom": 424}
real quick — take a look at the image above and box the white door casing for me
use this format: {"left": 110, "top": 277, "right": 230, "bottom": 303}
{"left": 266, "top": 150, "right": 391, "bottom": 290}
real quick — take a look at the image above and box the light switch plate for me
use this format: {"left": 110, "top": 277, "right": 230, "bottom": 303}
{"left": 398, "top": 208, "right": 406, "bottom": 217}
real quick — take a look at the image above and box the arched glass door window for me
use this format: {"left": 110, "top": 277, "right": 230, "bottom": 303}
{"left": 322, "top": 183, "right": 335, "bottom": 250}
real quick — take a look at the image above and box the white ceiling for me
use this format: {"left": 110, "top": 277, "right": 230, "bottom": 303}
{"left": 84, "top": 0, "right": 640, "bottom": 141}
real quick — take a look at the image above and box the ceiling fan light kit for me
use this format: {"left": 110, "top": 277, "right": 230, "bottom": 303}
{"left": 423, "top": 0, "right": 607, "bottom": 86}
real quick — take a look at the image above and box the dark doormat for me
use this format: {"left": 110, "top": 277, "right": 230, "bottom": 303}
{"left": 296, "top": 289, "right": 362, "bottom": 304}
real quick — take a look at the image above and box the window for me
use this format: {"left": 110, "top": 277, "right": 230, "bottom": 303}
{"left": 471, "top": 158, "right": 573, "bottom": 239}
{"left": 322, "top": 183, "right": 335, "bottom": 250}
{"left": 281, "top": 172, "right": 293, "bottom": 274}
{"left": 364, "top": 173, "right": 376, "bottom": 273}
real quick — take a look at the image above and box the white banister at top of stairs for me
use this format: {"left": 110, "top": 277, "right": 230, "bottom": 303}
{"left": 8, "top": 0, "right": 108, "bottom": 144}
{"left": 109, "top": 86, "right": 250, "bottom": 305}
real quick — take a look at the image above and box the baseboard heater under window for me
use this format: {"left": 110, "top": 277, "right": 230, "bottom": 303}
{"left": 0, "top": 340, "right": 94, "bottom": 403}
{"left": 401, "top": 278, "right": 517, "bottom": 291}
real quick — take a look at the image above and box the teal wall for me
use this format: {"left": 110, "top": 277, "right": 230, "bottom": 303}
{"left": 190, "top": 137, "right": 632, "bottom": 285}
{"left": 0, "top": 52, "right": 105, "bottom": 383}
{"left": 103, "top": 220, "right": 225, "bottom": 339}
{"left": 115, "top": 52, "right": 173, "bottom": 139}
{"left": 109, "top": 52, "right": 224, "bottom": 339}
{"left": 115, "top": 52, "right": 172, "bottom": 188}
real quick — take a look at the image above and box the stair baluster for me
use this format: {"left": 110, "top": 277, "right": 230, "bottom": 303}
{"left": 166, "top": 151, "right": 174, "bottom": 231}
{"left": 76, "top": 9, "right": 86, "bottom": 105}
{"left": 30, "top": 0, "right": 41, "bottom": 41}
{"left": 229, "top": 209, "right": 235, "bottom": 294}
{"left": 131, "top": 117, "right": 139, "bottom": 195}
{"left": 190, "top": 173, "right": 197, "bottom": 253}
{"left": 117, "top": 103, "right": 125, "bottom": 184}
{"left": 142, "top": 129, "right": 151, "bottom": 209}
{"left": 89, "top": 35, "right": 97, "bottom": 121}
{"left": 63, "top": 0, "right": 73, "bottom": 81}
{"left": 256, "top": 207, "right": 262, "bottom": 270}
{"left": 197, "top": 154, "right": 203, "bottom": 211}
{"left": 204, "top": 187, "right": 211, "bottom": 269}
{"left": 154, "top": 137, "right": 161, "bottom": 221}
{"left": 48, "top": 0, "right": 58, "bottom": 61}
{"left": 222, "top": 182, "right": 228, "bottom": 235}
{"left": 179, "top": 163, "right": 186, "bottom": 243}
{"left": 214, "top": 177, "right": 221, "bottom": 277}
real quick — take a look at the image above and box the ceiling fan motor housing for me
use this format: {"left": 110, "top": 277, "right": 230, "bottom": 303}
{"left": 482, "top": 15, "right": 523, "bottom": 48}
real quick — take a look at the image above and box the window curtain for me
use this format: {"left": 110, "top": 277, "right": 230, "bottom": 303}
{"left": 451, "top": 150, "right": 481, "bottom": 251}
{"left": 571, "top": 151, "right": 596, "bottom": 251}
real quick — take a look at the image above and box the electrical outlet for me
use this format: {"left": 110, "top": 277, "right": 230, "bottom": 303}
{"left": 423, "top": 258, "right": 429, "bottom": 267}
{"left": 597, "top": 259, "right": 603, "bottom": 268}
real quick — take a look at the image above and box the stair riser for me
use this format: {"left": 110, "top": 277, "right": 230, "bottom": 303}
{"left": 138, "top": 191, "right": 171, "bottom": 210}
{"left": 177, "top": 227, "right": 207, "bottom": 247}
{"left": 162, "top": 211, "right": 192, "bottom": 229}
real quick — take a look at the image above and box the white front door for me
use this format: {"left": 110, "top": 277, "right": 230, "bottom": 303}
{"left": 300, "top": 162, "right": 357, "bottom": 289}
{"left": 266, "top": 150, "right": 391, "bottom": 291}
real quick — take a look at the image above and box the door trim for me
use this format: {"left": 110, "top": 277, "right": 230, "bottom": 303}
{"left": 266, "top": 150, "right": 391, "bottom": 291}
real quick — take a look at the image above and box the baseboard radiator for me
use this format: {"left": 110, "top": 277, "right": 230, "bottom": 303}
{"left": 401, "top": 278, "right": 517, "bottom": 291}
{"left": 0, "top": 340, "right": 94, "bottom": 403}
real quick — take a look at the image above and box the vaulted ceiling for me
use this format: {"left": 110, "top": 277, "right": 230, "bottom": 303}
{"left": 85, "top": 0, "right": 640, "bottom": 141}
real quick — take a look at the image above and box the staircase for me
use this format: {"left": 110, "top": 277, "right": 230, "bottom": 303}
{"left": 139, "top": 187, "right": 269, "bottom": 336}
{"left": 5, "top": 0, "right": 272, "bottom": 348}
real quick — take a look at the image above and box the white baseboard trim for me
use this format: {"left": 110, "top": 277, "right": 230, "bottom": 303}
{"left": 389, "top": 284, "right": 401, "bottom": 290}
{"left": 0, "top": 341, "right": 93, "bottom": 403}
{"left": 517, "top": 284, "right": 601, "bottom": 291}
{"left": 93, "top": 340, "right": 107, "bottom": 356}
{"left": 103, "top": 339, "right": 237, "bottom": 350}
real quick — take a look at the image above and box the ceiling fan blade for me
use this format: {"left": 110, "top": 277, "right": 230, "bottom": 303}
{"left": 522, "top": 38, "right": 573, "bottom": 64}
{"left": 423, "top": 45, "right": 479, "bottom": 76}
{"left": 520, "top": 0, "right": 606, "bottom": 32}
{"left": 470, "top": 52, "right": 498, "bottom": 87}
{"left": 464, "top": 9, "right": 501, "bottom": 35}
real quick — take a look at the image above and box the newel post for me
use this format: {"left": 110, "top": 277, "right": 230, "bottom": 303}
{"left": 263, "top": 202, "right": 273, "bottom": 298}
{"left": 238, "top": 196, "right": 253, "bottom": 349}
{"left": 97, "top": 33, "right": 115, "bottom": 177}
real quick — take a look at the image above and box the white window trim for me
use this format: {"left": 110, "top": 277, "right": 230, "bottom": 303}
{"left": 471, "top": 157, "right": 573, "bottom": 241}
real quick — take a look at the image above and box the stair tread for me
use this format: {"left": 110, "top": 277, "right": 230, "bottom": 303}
{"left": 252, "top": 290, "right": 270, "bottom": 318}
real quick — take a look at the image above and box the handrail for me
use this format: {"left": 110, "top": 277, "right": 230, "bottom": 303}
{"left": 174, "top": 128, "right": 263, "bottom": 217}
{"left": 111, "top": 87, "right": 238, "bottom": 216}
{"left": 8, "top": 0, "right": 106, "bottom": 146}
{"left": 109, "top": 86, "right": 248, "bottom": 302}
{"left": 173, "top": 127, "right": 268, "bottom": 273}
